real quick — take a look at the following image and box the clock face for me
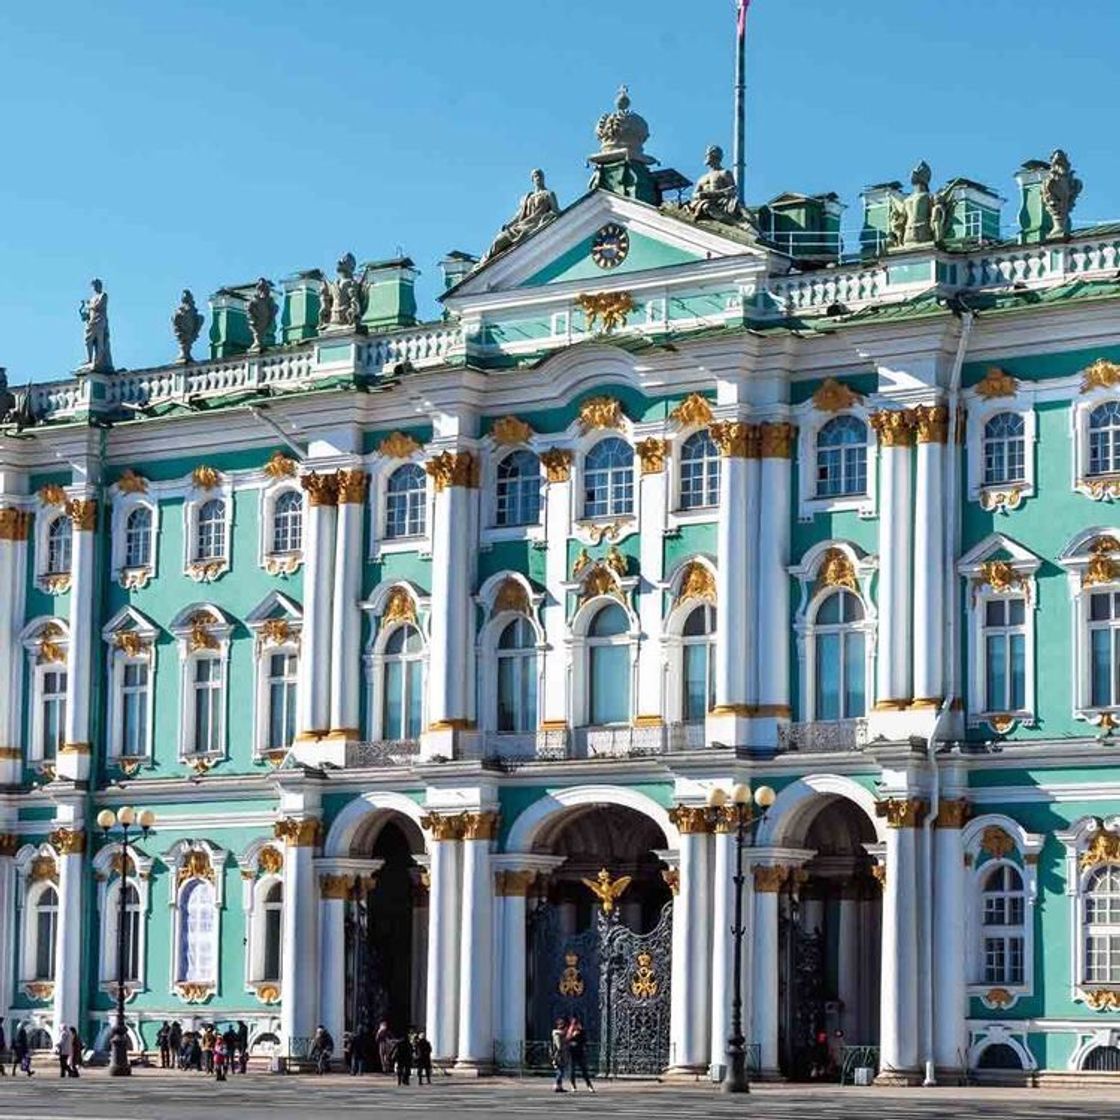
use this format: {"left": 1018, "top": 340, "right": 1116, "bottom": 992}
{"left": 591, "top": 223, "right": 630, "bottom": 269}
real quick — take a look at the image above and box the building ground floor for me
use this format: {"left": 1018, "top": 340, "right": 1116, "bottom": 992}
{"left": 8, "top": 748, "right": 1120, "bottom": 1084}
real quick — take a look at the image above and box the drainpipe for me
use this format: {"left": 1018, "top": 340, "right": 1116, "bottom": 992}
{"left": 922, "top": 305, "right": 974, "bottom": 1087}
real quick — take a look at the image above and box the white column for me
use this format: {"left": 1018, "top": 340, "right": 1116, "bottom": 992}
{"left": 318, "top": 888, "right": 347, "bottom": 1048}
{"left": 279, "top": 819, "right": 320, "bottom": 1054}
{"left": 933, "top": 802, "right": 968, "bottom": 1072}
{"left": 878, "top": 804, "right": 920, "bottom": 1081}
{"left": 329, "top": 471, "right": 367, "bottom": 740}
{"left": 52, "top": 830, "right": 85, "bottom": 1041}
{"left": 0, "top": 508, "right": 28, "bottom": 785}
{"left": 754, "top": 425, "right": 793, "bottom": 731}
{"left": 913, "top": 409, "right": 947, "bottom": 703}
{"left": 871, "top": 415, "right": 914, "bottom": 705}
{"left": 0, "top": 839, "right": 15, "bottom": 1020}
{"left": 495, "top": 872, "right": 532, "bottom": 1061}
{"left": 837, "top": 895, "right": 862, "bottom": 1042}
{"left": 751, "top": 867, "right": 782, "bottom": 1076}
{"left": 540, "top": 451, "right": 572, "bottom": 733}
{"left": 424, "top": 451, "right": 477, "bottom": 757}
{"left": 709, "top": 825, "right": 735, "bottom": 1078}
{"left": 423, "top": 819, "right": 461, "bottom": 1063}
{"left": 296, "top": 475, "right": 337, "bottom": 745}
{"left": 636, "top": 439, "right": 667, "bottom": 722}
{"left": 456, "top": 814, "right": 496, "bottom": 1071}
{"left": 668, "top": 818, "right": 712, "bottom": 1074}
{"left": 60, "top": 499, "right": 96, "bottom": 782}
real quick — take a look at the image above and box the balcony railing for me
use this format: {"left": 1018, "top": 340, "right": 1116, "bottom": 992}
{"left": 775, "top": 718, "right": 868, "bottom": 754}
{"left": 344, "top": 739, "right": 421, "bottom": 768}
{"left": 474, "top": 722, "right": 709, "bottom": 767}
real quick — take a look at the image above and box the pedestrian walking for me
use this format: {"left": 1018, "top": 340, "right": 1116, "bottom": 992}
{"left": 394, "top": 1033, "right": 413, "bottom": 1086}
{"left": 349, "top": 1026, "right": 368, "bottom": 1075}
{"left": 169, "top": 1020, "right": 182, "bottom": 1067}
{"left": 201, "top": 1025, "right": 215, "bottom": 1074}
{"left": 222, "top": 1026, "right": 238, "bottom": 1075}
{"left": 236, "top": 1021, "right": 249, "bottom": 1073}
{"left": 214, "top": 1036, "right": 228, "bottom": 1082}
{"left": 156, "top": 1021, "right": 171, "bottom": 1068}
{"left": 310, "top": 1025, "right": 334, "bottom": 1075}
{"left": 0, "top": 1022, "right": 8, "bottom": 1076}
{"left": 413, "top": 1031, "right": 432, "bottom": 1085}
{"left": 550, "top": 1018, "right": 569, "bottom": 1093}
{"left": 566, "top": 1017, "right": 594, "bottom": 1092}
{"left": 55, "top": 1026, "right": 69, "bottom": 1078}
{"left": 12, "top": 1027, "right": 32, "bottom": 1077}
{"left": 67, "top": 1026, "right": 82, "bottom": 1078}
{"left": 375, "top": 1019, "right": 392, "bottom": 1075}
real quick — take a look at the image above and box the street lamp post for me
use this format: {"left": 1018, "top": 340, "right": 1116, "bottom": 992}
{"left": 96, "top": 806, "right": 155, "bottom": 1077}
{"left": 707, "top": 782, "right": 775, "bottom": 1094}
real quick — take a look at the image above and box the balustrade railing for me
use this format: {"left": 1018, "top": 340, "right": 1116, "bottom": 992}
{"left": 775, "top": 718, "right": 868, "bottom": 754}
{"left": 344, "top": 739, "right": 421, "bottom": 768}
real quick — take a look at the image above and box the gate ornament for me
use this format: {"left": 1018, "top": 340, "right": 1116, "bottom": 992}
{"left": 630, "top": 951, "right": 658, "bottom": 999}
{"left": 557, "top": 951, "right": 585, "bottom": 997}
{"left": 581, "top": 867, "right": 632, "bottom": 914}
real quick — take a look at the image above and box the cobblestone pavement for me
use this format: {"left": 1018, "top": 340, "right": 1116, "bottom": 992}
{"left": 0, "top": 1070, "right": 1118, "bottom": 1120}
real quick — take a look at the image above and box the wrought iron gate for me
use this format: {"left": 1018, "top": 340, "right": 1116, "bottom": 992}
{"left": 345, "top": 891, "right": 371, "bottom": 1033}
{"left": 778, "top": 897, "right": 826, "bottom": 1080}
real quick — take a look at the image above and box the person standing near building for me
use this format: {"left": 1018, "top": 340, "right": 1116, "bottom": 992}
{"left": 550, "top": 1018, "right": 569, "bottom": 1093}
{"left": 394, "top": 1032, "right": 413, "bottom": 1085}
{"left": 169, "top": 1021, "right": 182, "bottom": 1067}
{"left": 236, "top": 1021, "right": 249, "bottom": 1074}
{"left": 12, "top": 1026, "right": 32, "bottom": 1077}
{"left": 213, "top": 1035, "right": 228, "bottom": 1082}
{"left": 375, "top": 1020, "right": 392, "bottom": 1075}
{"left": 156, "top": 1022, "right": 170, "bottom": 1069}
{"left": 55, "top": 1026, "right": 69, "bottom": 1078}
{"left": 413, "top": 1031, "right": 432, "bottom": 1085}
{"left": 0, "top": 1021, "right": 8, "bottom": 1075}
{"left": 566, "top": 1017, "right": 594, "bottom": 1092}
{"left": 67, "top": 1027, "right": 82, "bottom": 1078}
{"left": 310, "top": 1025, "right": 334, "bottom": 1075}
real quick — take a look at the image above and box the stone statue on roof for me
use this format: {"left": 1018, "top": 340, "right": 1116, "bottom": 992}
{"left": 246, "top": 278, "right": 277, "bottom": 352}
{"left": 683, "top": 145, "right": 748, "bottom": 225}
{"left": 888, "top": 162, "right": 955, "bottom": 248}
{"left": 172, "top": 290, "right": 205, "bottom": 364}
{"left": 79, "top": 278, "right": 113, "bottom": 373}
{"left": 319, "top": 252, "right": 368, "bottom": 331}
{"left": 1041, "top": 149, "right": 1082, "bottom": 240}
{"left": 595, "top": 86, "right": 651, "bottom": 162}
{"left": 0, "top": 369, "right": 15, "bottom": 424}
{"left": 479, "top": 169, "right": 560, "bottom": 266}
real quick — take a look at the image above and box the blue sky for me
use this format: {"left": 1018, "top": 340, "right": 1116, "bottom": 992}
{"left": 2, "top": 0, "right": 1118, "bottom": 382}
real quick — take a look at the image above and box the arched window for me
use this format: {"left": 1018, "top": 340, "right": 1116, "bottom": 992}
{"left": 271, "top": 491, "right": 303, "bottom": 554}
{"left": 1084, "top": 1046, "right": 1120, "bottom": 1072}
{"left": 981, "top": 863, "right": 1025, "bottom": 985}
{"left": 982, "top": 596, "right": 1026, "bottom": 713}
{"left": 983, "top": 413, "right": 1026, "bottom": 486}
{"left": 681, "top": 604, "right": 716, "bottom": 721}
{"left": 679, "top": 431, "right": 721, "bottom": 510}
{"left": 1089, "top": 402, "right": 1120, "bottom": 477}
{"left": 496, "top": 617, "right": 537, "bottom": 733}
{"left": 46, "top": 517, "right": 72, "bottom": 575}
{"left": 813, "top": 590, "right": 866, "bottom": 720}
{"left": 34, "top": 886, "right": 58, "bottom": 981}
{"left": 977, "top": 1043, "right": 1024, "bottom": 1071}
{"left": 815, "top": 416, "right": 868, "bottom": 498}
{"left": 124, "top": 507, "right": 152, "bottom": 570}
{"left": 1088, "top": 589, "right": 1120, "bottom": 708}
{"left": 177, "top": 879, "right": 216, "bottom": 984}
{"left": 262, "top": 882, "right": 283, "bottom": 983}
{"left": 385, "top": 464, "right": 427, "bottom": 539}
{"left": 587, "top": 603, "right": 630, "bottom": 725}
{"left": 1084, "top": 865, "right": 1120, "bottom": 984}
{"left": 266, "top": 651, "right": 298, "bottom": 751}
{"left": 382, "top": 624, "right": 424, "bottom": 739}
{"left": 495, "top": 450, "right": 542, "bottom": 527}
{"left": 195, "top": 499, "right": 226, "bottom": 561}
{"left": 583, "top": 438, "right": 634, "bottom": 519}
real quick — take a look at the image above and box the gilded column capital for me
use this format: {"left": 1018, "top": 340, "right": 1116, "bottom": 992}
{"left": 420, "top": 812, "right": 467, "bottom": 841}
{"left": 494, "top": 869, "right": 537, "bottom": 896}
{"left": 49, "top": 827, "right": 86, "bottom": 855}
{"left": 273, "top": 817, "right": 322, "bottom": 848}
{"left": 336, "top": 468, "right": 369, "bottom": 504}
{"left": 709, "top": 420, "right": 758, "bottom": 459}
{"left": 758, "top": 421, "right": 796, "bottom": 459}
{"left": 65, "top": 498, "right": 97, "bottom": 531}
{"left": 300, "top": 472, "right": 339, "bottom": 507}
{"left": 0, "top": 834, "right": 20, "bottom": 857}
{"left": 461, "top": 810, "right": 500, "bottom": 841}
{"left": 875, "top": 797, "right": 927, "bottom": 829}
{"left": 912, "top": 404, "right": 949, "bottom": 444}
{"left": 319, "top": 873, "right": 351, "bottom": 900}
{"left": 426, "top": 450, "right": 479, "bottom": 491}
{"left": 0, "top": 508, "right": 31, "bottom": 541}
{"left": 668, "top": 804, "right": 713, "bottom": 834}
{"left": 869, "top": 409, "right": 916, "bottom": 448}
{"left": 540, "top": 448, "right": 573, "bottom": 483}
{"left": 934, "top": 798, "right": 970, "bottom": 829}
{"left": 635, "top": 437, "right": 667, "bottom": 474}
{"left": 753, "top": 865, "right": 789, "bottom": 893}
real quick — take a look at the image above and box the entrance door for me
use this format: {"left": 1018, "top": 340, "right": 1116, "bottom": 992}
{"left": 779, "top": 894, "right": 827, "bottom": 1079}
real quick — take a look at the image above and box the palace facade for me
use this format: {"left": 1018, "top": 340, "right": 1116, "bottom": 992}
{"left": 4, "top": 91, "right": 1120, "bottom": 1083}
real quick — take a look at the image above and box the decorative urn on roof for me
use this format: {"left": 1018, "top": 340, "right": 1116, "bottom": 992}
{"left": 594, "top": 85, "right": 653, "bottom": 165}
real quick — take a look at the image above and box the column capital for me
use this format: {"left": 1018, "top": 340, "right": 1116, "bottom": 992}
{"left": 273, "top": 816, "right": 322, "bottom": 848}
{"left": 335, "top": 468, "right": 369, "bottom": 504}
{"left": 875, "top": 797, "right": 928, "bottom": 828}
{"left": 48, "top": 827, "right": 86, "bottom": 855}
{"left": 912, "top": 404, "right": 949, "bottom": 444}
{"left": 65, "top": 499, "right": 97, "bottom": 531}
{"left": 540, "top": 447, "right": 573, "bottom": 482}
{"left": 300, "top": 471, "right": 339, "bottom": 507}
{"left": 758, "top": 421, "right": 796, "bottom": 459}
{"left": 494, "top": 869, "right": 537, "bottom": 896}
{"left": 934, "top": 798, "right": 971, "bottom": 829}
{"left": 0, "top": 508, "right": 31, "bottom": 541}
{"left": 461, "top": 810, "right": 500, "bottom": 841}
{"left": 869, "top": 409, "right": 916, "bottom": 448}
{"left": 420, "top": 811, "right": 467, "bottom": 841}
{"left": 0, "top": 833, "right": 19, "bottom": 857}
{"left": 752, "top": 865, "right": 789, "bottom": 893}
{"left": 668, "top": 804, "right": 713, "bottom": 834}
{"left": 426, "top": 450, "right": 479, "bottom": 491}
{"left": 635, "top": 437, "right": 667, "bottom": 474}
{"left": 709, "top": 420, "right": 757, "bottom": 459}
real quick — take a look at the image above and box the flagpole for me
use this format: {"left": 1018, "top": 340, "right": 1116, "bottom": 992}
{"left": 733, "top": 0, "right": 749, "bottom": 205}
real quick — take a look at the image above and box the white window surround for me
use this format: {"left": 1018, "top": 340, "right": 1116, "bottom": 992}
{"left": 1056, "top": 815, "right": 1120, "bottom": 1008}
{"left": 571, "top": 429, "right": 639, "bottom": 533}
{"left": 962, "top": 814, "right": 1042, "bottom": 1011}
{"left": 161, "top": 839, "right": 226, "bottom": 995}
{"left": 15, "top": 844, "right": 61, "bottom": 988}
{"left": 479, "top": 443, "right": 546, "bottom": 544}
{"left": 92, "top": 842, "right": 154, "bottom": 994}
{"left": 1073, "top": 391, "right": 1120, "bottom": 501}
{"left": 957, "top": 534, "right": 1042, "bottom": 729}
{"left": 169, "top": 604, "right": 234, "bottom": 761}
{"left": 790, "top": 541, "right": 878, "bottom": 722}
{"left": 369, "top": 458, "right": 433, "bottom": 559}
{"left": 20, "top": 617, "right": 70, "bottom": 767}
{"left": 245, "top": 592, "right": 303, "bottom": 758}
{"left": 660, "top": 578, "right": 718, "bottom": 725}
{"left": 182, "top": 481, "right": 233, "bottom": 581}
{"left": 666, "top": 424, "right": 721, "bottom": 529}
{"left": 35, "top": 508, "right": 72, "bottom": 591}
{"left": 236, "top": 839, "right": 286, "bottom": 992}
{"left": 477, "top": 614, "right": 546, "bottom": 735}
{"left": 967, "top": 1025, "right": 1037, "bottom": 1073}
{"left": 566, "top": 594, "right": 640, "bottom": 728}
{"left": 794, "top": 400, "right": 878, "bottom": 522}
{"left": 100, "top": 608, "right": 159, "bottom": 764}
{"left": 964, "top": 393, "right": 1037, "bottom": 510}
{"left": 360, "top": 581, "right": 431, "bottom": 741}
{"left": 109, "top": 492, "right": 160, "bottom": 589}
{"left": 258, "top": 481, "right": 305, "bottom": 575}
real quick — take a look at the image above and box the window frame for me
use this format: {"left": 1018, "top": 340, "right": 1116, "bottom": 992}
{"left": 493, "top": 449, "right": 544, "bottom": 530}
{"left": 365, "top": 609, "right": 428, "bottom": 743}
{"left": 809, "top": 589, "right": 868, "bottom": 722}
{"left": 571, "top": 597, "right": 636, "bottom": 728}
{"left": 578, "top": 435, "right": 636, "bottom": 523}
{"left": 382, "top": 462, "right": 429, "bottom": 542}
{"left": 676, "top": 429, "right": 722, "bottom": 513}
{"left": 21, "top": 619, "right": 71, "bottom": 769}
{"left": 795, "top": 404, "right": 878, "bottom": 521}
{"left": 170, "top": 606, "right": 233, "bottom": 762}
{"left": 110, "top": 491, "right": 160, "bottom": 589}
{"left": 493, "top": 615, "right": 541, "bottom": 735}
{"left": 966, "top": 396, "right": 1037, "bottom": 510}
{"left": 182, "top": 480, "right": 233, "bottom": 582}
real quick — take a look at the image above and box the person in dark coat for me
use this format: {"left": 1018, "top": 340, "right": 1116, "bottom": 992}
{"left": 566, "top": 1017, "right": 594, "bottom": 1092}
{"left": 237, "top": 1021, "right": 249, "bottom": 1074}
{"left": 0, "top": 1022, "right": 7, "bottom": 1075}
{"left": 394, "top": 1033, "right": 413, "bottom": 1085}
{"left": 55, "top": 1026, "right": 69, "bottom": 1078}
{"left": 375, "top": 1020, "right": 392, "bottom": 1074}
{"left": 12, "top": 1027, "right": 32, "bottom": 1077}
{"left": 157, "top": 1022, "right": 171, "bottom": 1068}
{"left": 169, "top": 1021, "right": 182, "bottom": 1067}
{"left": 413, "top": 1031, "right": 432, "bottom": 1085}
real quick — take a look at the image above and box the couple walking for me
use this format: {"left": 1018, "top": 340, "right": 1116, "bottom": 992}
{"left": 549, "top": 1016, "right": 594, "bottom": 1094}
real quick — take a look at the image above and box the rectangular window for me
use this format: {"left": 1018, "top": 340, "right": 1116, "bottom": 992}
{"left": 120, "top": 662, "right": 149, "bottom": 757}
{"left": 36, "top": 908, "right": 57, "bottom": 980}
{"left": 266, "top": 652, "right": 297, "bottom": 750}
{"left": 263, "top": 908, "right": 282, "bottom": 982}
{"left": 192, "top": 658, "right": 222, "bottom": 754}
{"left": 589, "top": 645, "right": 629, "bottom": 725}
{"left": 982, "top": 598, "right": 1027, "bottom": 713}
{"left": 1089, "top": 592, "right": 1120, "bottom": 708}
{"left": 1086, "top": 933, "right": 1120, "bottom": 983}
{"left": 682, "top": 643, "right": 710, "bottom": 722}
{"left": 815, "top": 632, "right": 841, "bottom": 721}
{"left": 964, "top": 208, "right": 983, "bottom": 240}
{"left": 41, "top": 670, "right": 67, "bottom": 760}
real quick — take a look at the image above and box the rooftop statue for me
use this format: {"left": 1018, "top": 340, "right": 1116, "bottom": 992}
{"left": 0, "top": 369, "right": 15, "bottom": 424}
{"left": 1042, "top": 149, "right": 1082, "bottom": 240}
{"left": 594, "top": 85, "right": 651, "bottom": 163}
{"left": 319, "top": 252, "right": 368, "bottom": 332}
{"left": 480, "top": 169, "right": 560, "bottom": 265}
{"left": 682, "top": 145, "right": 750, "bottom": 226}
{"left": 889, "top": 162, "right": 955, "bottom": 248}
{"left": 172, "top": 290, "right": 205, "bottom": 364}
{"left": 246, "top": 278, "right": 277, "bottom": 352}
{"left": 79, "top": 278, "right": 113, "bottom": 373}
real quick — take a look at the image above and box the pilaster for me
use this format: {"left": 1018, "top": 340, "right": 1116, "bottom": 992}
{"left": 275, "top": 814, "right": 322, "bottom": 1053}
{"left": 635, "top": 434, "right": 667, "bottom": 722}
{"left": 50, "top": 826, "right": 86, "bottom": 1041}
{"left": 932, "top": 797, "right": 969, "bottom": 1073}
{"left": 913, "top": 405, "right": 947, "bottom": 706}
{"left": 540, "top": 448, "right": 573, "bottom": 730}
{"left": 0, "top": 508, "right": 30, "bottom": 785}
{"left": 709, "top": 821, "right": 735, "bottom": 1079}
{"left": 329, "top": 469, "right": 367, "bottom": 752}
{"left": 0, "top": 834, "right": 16, "bottom": 1024}
{"left": 60, "top": 498, "right": 96, "bottom": 782}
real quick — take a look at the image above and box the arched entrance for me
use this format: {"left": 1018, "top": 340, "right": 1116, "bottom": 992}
{"left": 344, "top": 811, "right": 427, "bottom": 1045}
{"left": 526, "top": 804, "right": 673, "bottom": 1075}
{"left": 774, "top": 794, "right": 881, "bottom": 1080}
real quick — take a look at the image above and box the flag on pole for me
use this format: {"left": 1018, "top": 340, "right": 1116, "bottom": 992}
{"left": 737, "top": 0, "right": 750, "bottom": 40}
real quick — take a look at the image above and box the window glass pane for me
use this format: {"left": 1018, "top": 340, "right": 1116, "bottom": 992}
{"left": 405, "top": 660, "right": 423, "bottom": 737}
{"left": 589, "top": 644, "right": 628, "bottom": 725}
{"left": 1092, "top": 628, "right": 1113, "bottom": 707}
{"left": 1091, "top": 593, "right": 1113, "bottom": 622}
{"left": 264, "top": 907, "right": 282, "bottom": 981}
{"left": 985, "top": 601, "right": 1006, "bottom": 627}
{"left": 844, "top": 632, "right": 866, "bottom": 717}
{"left": 383, "top": 660, "right": 403, "bottom": 739}
{"left": 986, "top": 634, "right": 1007, "bottom": 712}
{"left": 1010, "top": 633, "right": 1026, "bottom": 711}
{"left": 683, "top": 644, "right": 709, "bottom": 721}
{"left": 815, "top": 633, "right": 840, "bottom": 720}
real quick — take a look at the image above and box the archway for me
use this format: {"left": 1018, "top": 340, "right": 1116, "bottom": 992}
{"left": 775, "top": 795, "right": 881, "bottom": 1080}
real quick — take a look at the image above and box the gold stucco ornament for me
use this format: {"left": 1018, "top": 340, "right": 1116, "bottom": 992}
{"left": 581, "top": 867, "right": 631, "bottom": 913}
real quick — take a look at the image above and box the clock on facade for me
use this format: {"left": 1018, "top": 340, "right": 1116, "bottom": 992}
{"left": 591, "top": 223, "right": 630, "bottom": 269}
